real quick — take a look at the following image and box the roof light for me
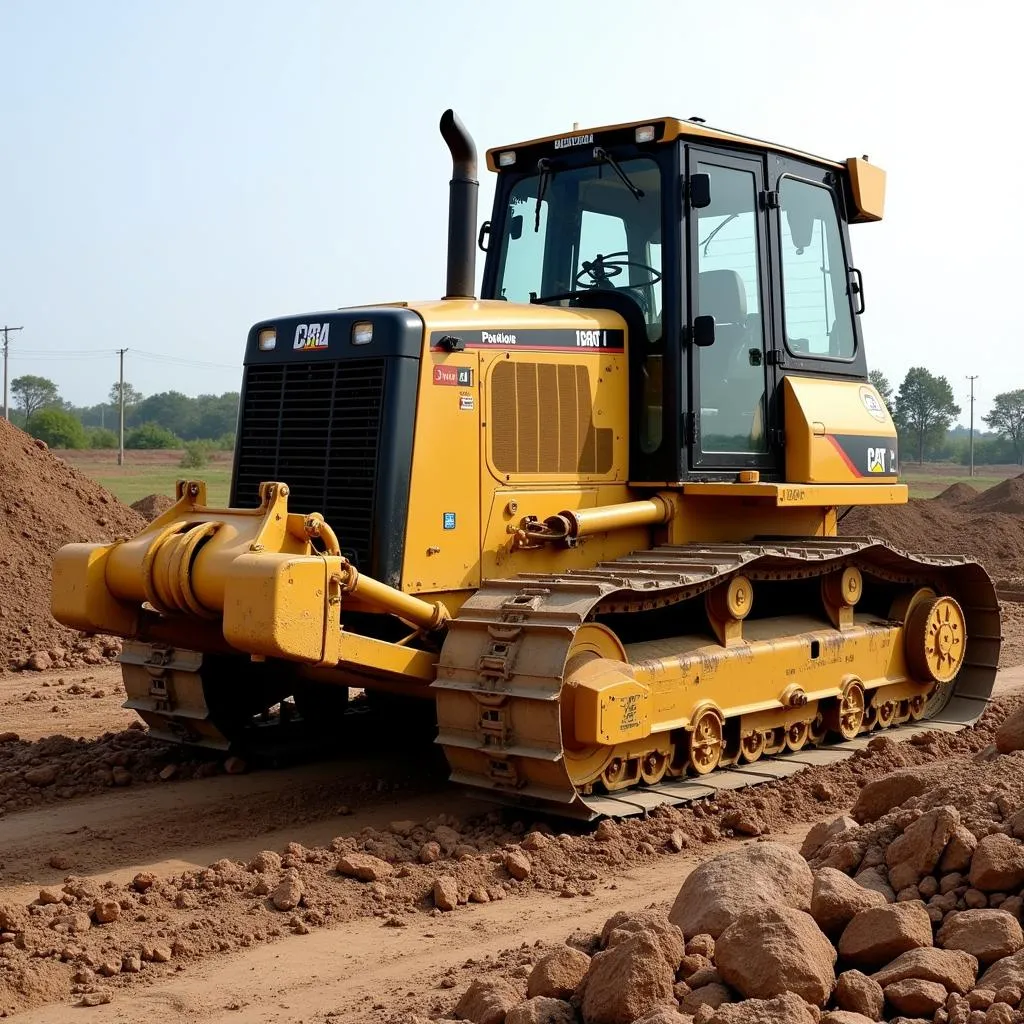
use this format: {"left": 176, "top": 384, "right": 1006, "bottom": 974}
{"left": 498, "top": 150, "right": 516, "bottom": 167}
{"left": 257, "top": 328, "right": 277, "bottom": 351}
{"left": 635, "top": 125, "right": 656, "bottom": 143}
{"left": 351, "top": 321, "right": 373, "bottom": 345}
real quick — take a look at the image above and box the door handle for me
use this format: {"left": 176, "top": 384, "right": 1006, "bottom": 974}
{"left": 849, "top": 267, "right": 865, "bottom": 314}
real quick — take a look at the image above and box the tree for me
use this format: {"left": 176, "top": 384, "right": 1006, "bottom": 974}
{"left": 983, "top": 389, "right": 1024, "bottom": 465}
{"left": 125, "top": 422, "right": 180, "bottom": 449}
{"left": 868, "top": 370, "right": 893, "bottom": 410}
{"left": 132, "top": 391, "right": 196, "bottom": 438}
{"left": 109, "top": 381, "right": 144, "bottom": 407}
{"left": 88, "top": 426, "right": 119, "bottom": 449}
{"left": 893, "top": 367, "right": 961, "bottom": 464}
{"left": 11, "top": 375, "right": 60, "bottom": 422}
{"left": 28, "top": 408, "right": 88, "bottom": 449}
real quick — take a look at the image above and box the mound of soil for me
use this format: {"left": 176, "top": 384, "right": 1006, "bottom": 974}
{"left": 130, "top": 494, "right": 175, "bottom": 521}
{"left": 0, "top": 420, "right": 145, "bottom": 672}
{"left": 934, "top": 481, "right": 978, "bottom": 504}
{"left": 969, "top": 473, "right": 1024, "bottom": 516}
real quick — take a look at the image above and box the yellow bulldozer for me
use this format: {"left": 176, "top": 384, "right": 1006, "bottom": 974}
{"left": 52, "top": 110, "right": 999, "bottom": 817}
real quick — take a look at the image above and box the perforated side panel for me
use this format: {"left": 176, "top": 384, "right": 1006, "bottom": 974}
{"left": 491, "top": 362, "right": 612, "bottom": 475}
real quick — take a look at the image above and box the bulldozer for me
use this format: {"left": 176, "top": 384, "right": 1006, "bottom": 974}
{"left": 52, "top": 110, "right": 1000, "bottom": 818}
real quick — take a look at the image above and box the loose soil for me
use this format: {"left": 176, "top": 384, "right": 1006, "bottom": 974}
{"left": 128, "top": 494, "right": 175, "bottom": 521}
{"left": 0, "top": 421, "right": 144, "bottom": 674}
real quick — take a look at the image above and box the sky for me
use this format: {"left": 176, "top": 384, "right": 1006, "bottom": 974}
{"left": 1, "top": 0, "right": 1020, "bottom": 423}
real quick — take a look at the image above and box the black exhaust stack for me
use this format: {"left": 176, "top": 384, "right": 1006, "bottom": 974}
{"left": 439, "top": 109, "right": 478, "bottom": 300}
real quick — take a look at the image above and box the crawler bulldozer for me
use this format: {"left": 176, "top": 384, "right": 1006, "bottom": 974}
{"left": 52, "top": 110, "right": 1000, "bottom": 817}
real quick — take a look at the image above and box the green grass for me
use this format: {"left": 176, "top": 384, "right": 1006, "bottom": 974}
{"left": 899, "top": 468, "right": 1009, "bottom": 499}
{"left": 88, "top": 467, "right": 233, "bottom": 507}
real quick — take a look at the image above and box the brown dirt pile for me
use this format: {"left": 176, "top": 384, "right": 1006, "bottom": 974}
{"left": 0, "top": 420, "right": 145, "bottom": 672}
{"left": 129, "top": 494, "right": 174, "bottom": 521}
{"left": 1, "top": 696, "right": 1019, "bottom": 1017}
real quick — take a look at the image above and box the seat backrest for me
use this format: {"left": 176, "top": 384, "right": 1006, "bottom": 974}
{"left": 697, "top": 269, "right": 747, "bottom": 326}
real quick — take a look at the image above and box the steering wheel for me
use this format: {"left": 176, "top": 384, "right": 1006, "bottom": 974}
{"left": 575, "top": 251, "right": 662, "bottom": 290}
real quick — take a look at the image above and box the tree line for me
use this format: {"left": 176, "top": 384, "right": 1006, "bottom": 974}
{"left": 7, "top": 375, "right": 238, "bottom": 451}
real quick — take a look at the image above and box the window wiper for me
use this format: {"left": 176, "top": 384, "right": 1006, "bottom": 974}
{"left": 594, "top": 147, "right": 644, "bottom": 201}
{"left": 534, "top": 158, "right": 553, "bottom": 232}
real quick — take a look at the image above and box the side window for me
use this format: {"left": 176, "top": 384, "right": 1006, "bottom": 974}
{"left": 499, "top": 200, "right": 548, "bottom": 301}
{"left": 779, "top": 179, "right": 855, "bottom": 359}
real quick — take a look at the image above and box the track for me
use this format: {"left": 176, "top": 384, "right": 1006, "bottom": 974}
{"left": 434, "top": 537, "right": 1001, "bottom": 818}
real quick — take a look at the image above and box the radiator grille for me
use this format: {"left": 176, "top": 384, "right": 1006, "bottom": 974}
{"left": 233, "top": 359, "right": 385, "bottom": 569}
{"left": 491, "top": 362, "right": 613, "bottom": 475}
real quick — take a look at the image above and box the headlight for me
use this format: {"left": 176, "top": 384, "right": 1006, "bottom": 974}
{"left": 257, "top": 328, "right": 277, "bottom": 351}
{"left": 352, "top": 321, "right": 373, "bottom": 345}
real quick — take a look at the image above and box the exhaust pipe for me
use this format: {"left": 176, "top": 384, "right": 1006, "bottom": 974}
{"left": 439, "top": 109, "right": 478, "bottom": 300}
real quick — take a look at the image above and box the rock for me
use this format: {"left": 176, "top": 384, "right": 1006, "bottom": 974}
{"left": 504, "top": 850, "right": 532, "bottom": 881}
{"left": 522, "top": 831, "right": 550, "bottom": 852}
{"left": 815, "top": 841, "right": 864, "bottom": 874}
{"left": 52, "top": 912, "right": 91, "bottom": 933}
{"left": 885, "top": 806, "right": 960, "bottom": 892}
{"left": 454, "top": 978, "right": 521, "bottom": 1024}
{"left": 801, "top": 816, "right": 858, "bottom": 860}
{"left": 224, "top": 756, "right": 247, "bottom": 774}
{"left": 688, "top": 935, "right": 715, "bottom": 959}
{"left": 820, "top": 1013, "right": 876, "bottom": 1024}
{"left": 883, "top": 978, "right": 947, "bottom": 1016}
{"left": 811, "top": 868, "right": 887, "bottom": 935}
{"left": 92, "top": 899, "right": 120, "bottom": 924}
{"left": 419, "top": 841, "right": 442, "bottom": 863}
{"left": 111, "top": 766, "right": 132, "bottom": 786}
{"left": 965, "top": 890, "right": 988, "bottom": 909}
{"left": 679, "top": 983, "right": 732, "bottom": 1014}
{"left": 978, "top": 949, "right": 1024, "bottom": 992}
{"left": 23, "top": 765, "right": 57, "bottom": 786}
{"left": 687, "top": 968, "right": 722, "bottom": 989}
{"left": 834, "top": 970, "right": 884, "bottom": 1020}
{"left": 37, "top": 887, "right": 62, "bottom": 905}
{"left": 122, "top": 954, "right": 141, "bottom": 973}
{"left": 937, "top": 910, "right": 1024, "bottom": 965}
{"left": 528, "top": 945, "right": 591, "bottom": 999}
{"left": 670, "top": 842, "right": 813, "bottom": 938}
{"left": 838, "top": 902, "right": 933, "bottom": 969}
{"left": 721, "top": 809, "right": 762, "bottom": 836}
{"left": 132, "top": 871, "right": 158, "bottom": 892}
{"left": 633, "top": 1010, "right": 695, "bottom": 1024}
{"left": 433, "top": 876, "right": 459, "bottom": 912}
{"left": 26, "top": 651, "right": 52, "bottom": 671}
{"left": 337, "top": 852, "right": 393, "bottom": 882}
{"left": 995, "top": 707, "right": 1024, "bottom": 753}
{"left": 716, "top": 906, "right": 835, "bottom": 1006}
{"left": 0, "top": 905, "right": 24, "bottom": 932}
{"left": 969, "top": 835, "right": 1024, "bottom": 893}
{"left": 941, "top": 828, "right": 979, "bottom": 873}
{"left": 870, "top": 947, "right": 978, "bottom": 995}
{"left": 984, "top": 1003, "right": 1015, "bottom": 1024}
{"left": 706, "top": 992, "right": 818, "bottom": 1023}
{"left": 852, "top": 770, "right": 931, "bottom": 824}
{"left": 853, "top": 867, "right": 896, "bottom": 904}
{"left": 158, "top": 763, "right": 178, "bottom": 781}
{"left": 270, "top": 874, "right": 303, "bottom": 911}
{"left": 248, "top": 850, "right": 282, "bottom": 873}
{"left": 580, "top": 931, "right": 675, "bottom": 1024}
{"left": 151, "top": 945, "right": 172, "bottom": 963}
{"left": 78, "top": 991, "right": 112, "bottom": 1007}
{"left": 505, "top": 996, "right": 575, "bottom": 1024}
{"left": 601, "top": 910, "right": 684, "bottom": 971}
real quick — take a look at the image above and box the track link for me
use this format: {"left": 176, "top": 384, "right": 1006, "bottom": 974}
{"left": 433, "top": 538, "right": 1000, "bottom": 819}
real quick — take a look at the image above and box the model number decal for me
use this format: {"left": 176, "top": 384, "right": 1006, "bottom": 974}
{"left": 433, "top": 365, "right": 474, "bottom": 386}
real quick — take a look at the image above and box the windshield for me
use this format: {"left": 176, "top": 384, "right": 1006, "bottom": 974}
{"left": 494, "top": 157, "right": 664, "bottom": 339}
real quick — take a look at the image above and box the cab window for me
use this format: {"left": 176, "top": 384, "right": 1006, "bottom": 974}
{"left": 779, "top": 178, "right": 855, "bottom": 359}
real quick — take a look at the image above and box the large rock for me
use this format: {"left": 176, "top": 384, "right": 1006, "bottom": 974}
{"left": 670, "top": 843, "right": 813, "bottom": 938}
{"left": 978, "top": 949, "right": 1024, "bottom": 992}
{"left": 801, "top": 816, "right": 859, "bottom": 860}
{"left": 937, "top": 910, "right": 1024, "bottom": 965}
{"left": 580, "top": 931, "right": 674, "bottom": 1024}
{"left": 505, "top": 996, "right": 575, "bottom": 1024}
{"left": 678, "top": 983, "right": 732, "bottom": 1015}
{"left": 455, "top": 978, "right": 522, "bottom": 1024}
{"left": 336, "top": 852, "right": 393, "bottom": 882}
{"left": 837, "top": 902, "right": 933, "bottom": 969}
{"left": 601, "top": 910, "right": 684, "bottom": 971}
{"left": 632, "top": 1011, "right": 693, "bottom": 1024}
{"left": 851, "top": 770, "right": 931, "bottom": 824}
{"left": 811, "top": 868, "right": 887, "bottom": 935}
{"left": 834, "top": 970, "right": 884, "bottom": 1020}
{"left": 884, "top": 806, "right": 960, "bottom": 892}
{"left": 969, "top": 834, "right": 1024, "bottom": 892}
{"left": 716, "top": 907, "right": 836, "bottom": 1006}
{"left": 820, "top": 1014, "right": 876, "bottom": 1024}
{"left": 939, "top": 826, "right": 978, "bottom": 873}
{"left": 853, "top": 867, "right": 895, "bottom": 904}
{"left": 869, "top": 947, "right": 978, "bottom": 995}
{"left": 527, "top": 945, "right": 591, "bottom": 1000}
{"left": 882, "top": 978, "right": 947, "bottom": 1016}
{"left": 995, "top": 707, "right": 1024, "bottom": 753}
{"left": 706, "top": 992, "right": 817, "bottom": 1024}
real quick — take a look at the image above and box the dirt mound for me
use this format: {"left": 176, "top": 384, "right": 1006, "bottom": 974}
{"left": 130, "top": 493, "right": 175, "bottom": 521}
{"left": 934, "top": 481, "right": 979, "bottom": 504}
{"left": 0, "top": 419, "right": 145, "bottom": 672}
{"left": 969, "top": 473, "right": 1024, "bottom": 515}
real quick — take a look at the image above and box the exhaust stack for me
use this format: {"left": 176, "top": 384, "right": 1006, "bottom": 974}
{"left": 439, "top": 109, "right": 478, "bottom": 300}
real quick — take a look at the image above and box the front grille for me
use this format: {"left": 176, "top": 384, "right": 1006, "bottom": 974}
{"left": 233, "top": 359, "right": 386, "bottom": 569}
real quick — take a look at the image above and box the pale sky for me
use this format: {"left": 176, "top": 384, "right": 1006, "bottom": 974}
{"left": 1, "top": 0, "right": 1019, "bottom": 422}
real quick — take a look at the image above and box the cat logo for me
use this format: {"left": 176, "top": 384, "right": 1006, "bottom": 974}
{"left": 867, "top": 447, "right": 887, "bottom": 473}
{"left": 293, "top": 323, "right": 330, "bottom": 350}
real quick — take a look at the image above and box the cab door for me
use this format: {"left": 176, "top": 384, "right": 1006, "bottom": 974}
{"left": 685, "top": 148, "right": 779, "bottom": 473}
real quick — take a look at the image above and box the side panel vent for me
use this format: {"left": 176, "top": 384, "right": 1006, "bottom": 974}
{"left": 491, "top": 362, "right": 613, "bottom": 475}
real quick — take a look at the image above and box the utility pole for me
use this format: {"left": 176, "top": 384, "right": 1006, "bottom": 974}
{"left": 967, "top": 375, "right": 979, "bottom": 478}
{"left": 117, "top": 348, "right": 128, "bottom": 466}
{"left": 2, "top": 326, "right": 24, "bottom": 421}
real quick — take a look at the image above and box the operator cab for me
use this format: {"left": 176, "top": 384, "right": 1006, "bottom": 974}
{"left": 481, "top": 118, "right": 883, "bottom": 484}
